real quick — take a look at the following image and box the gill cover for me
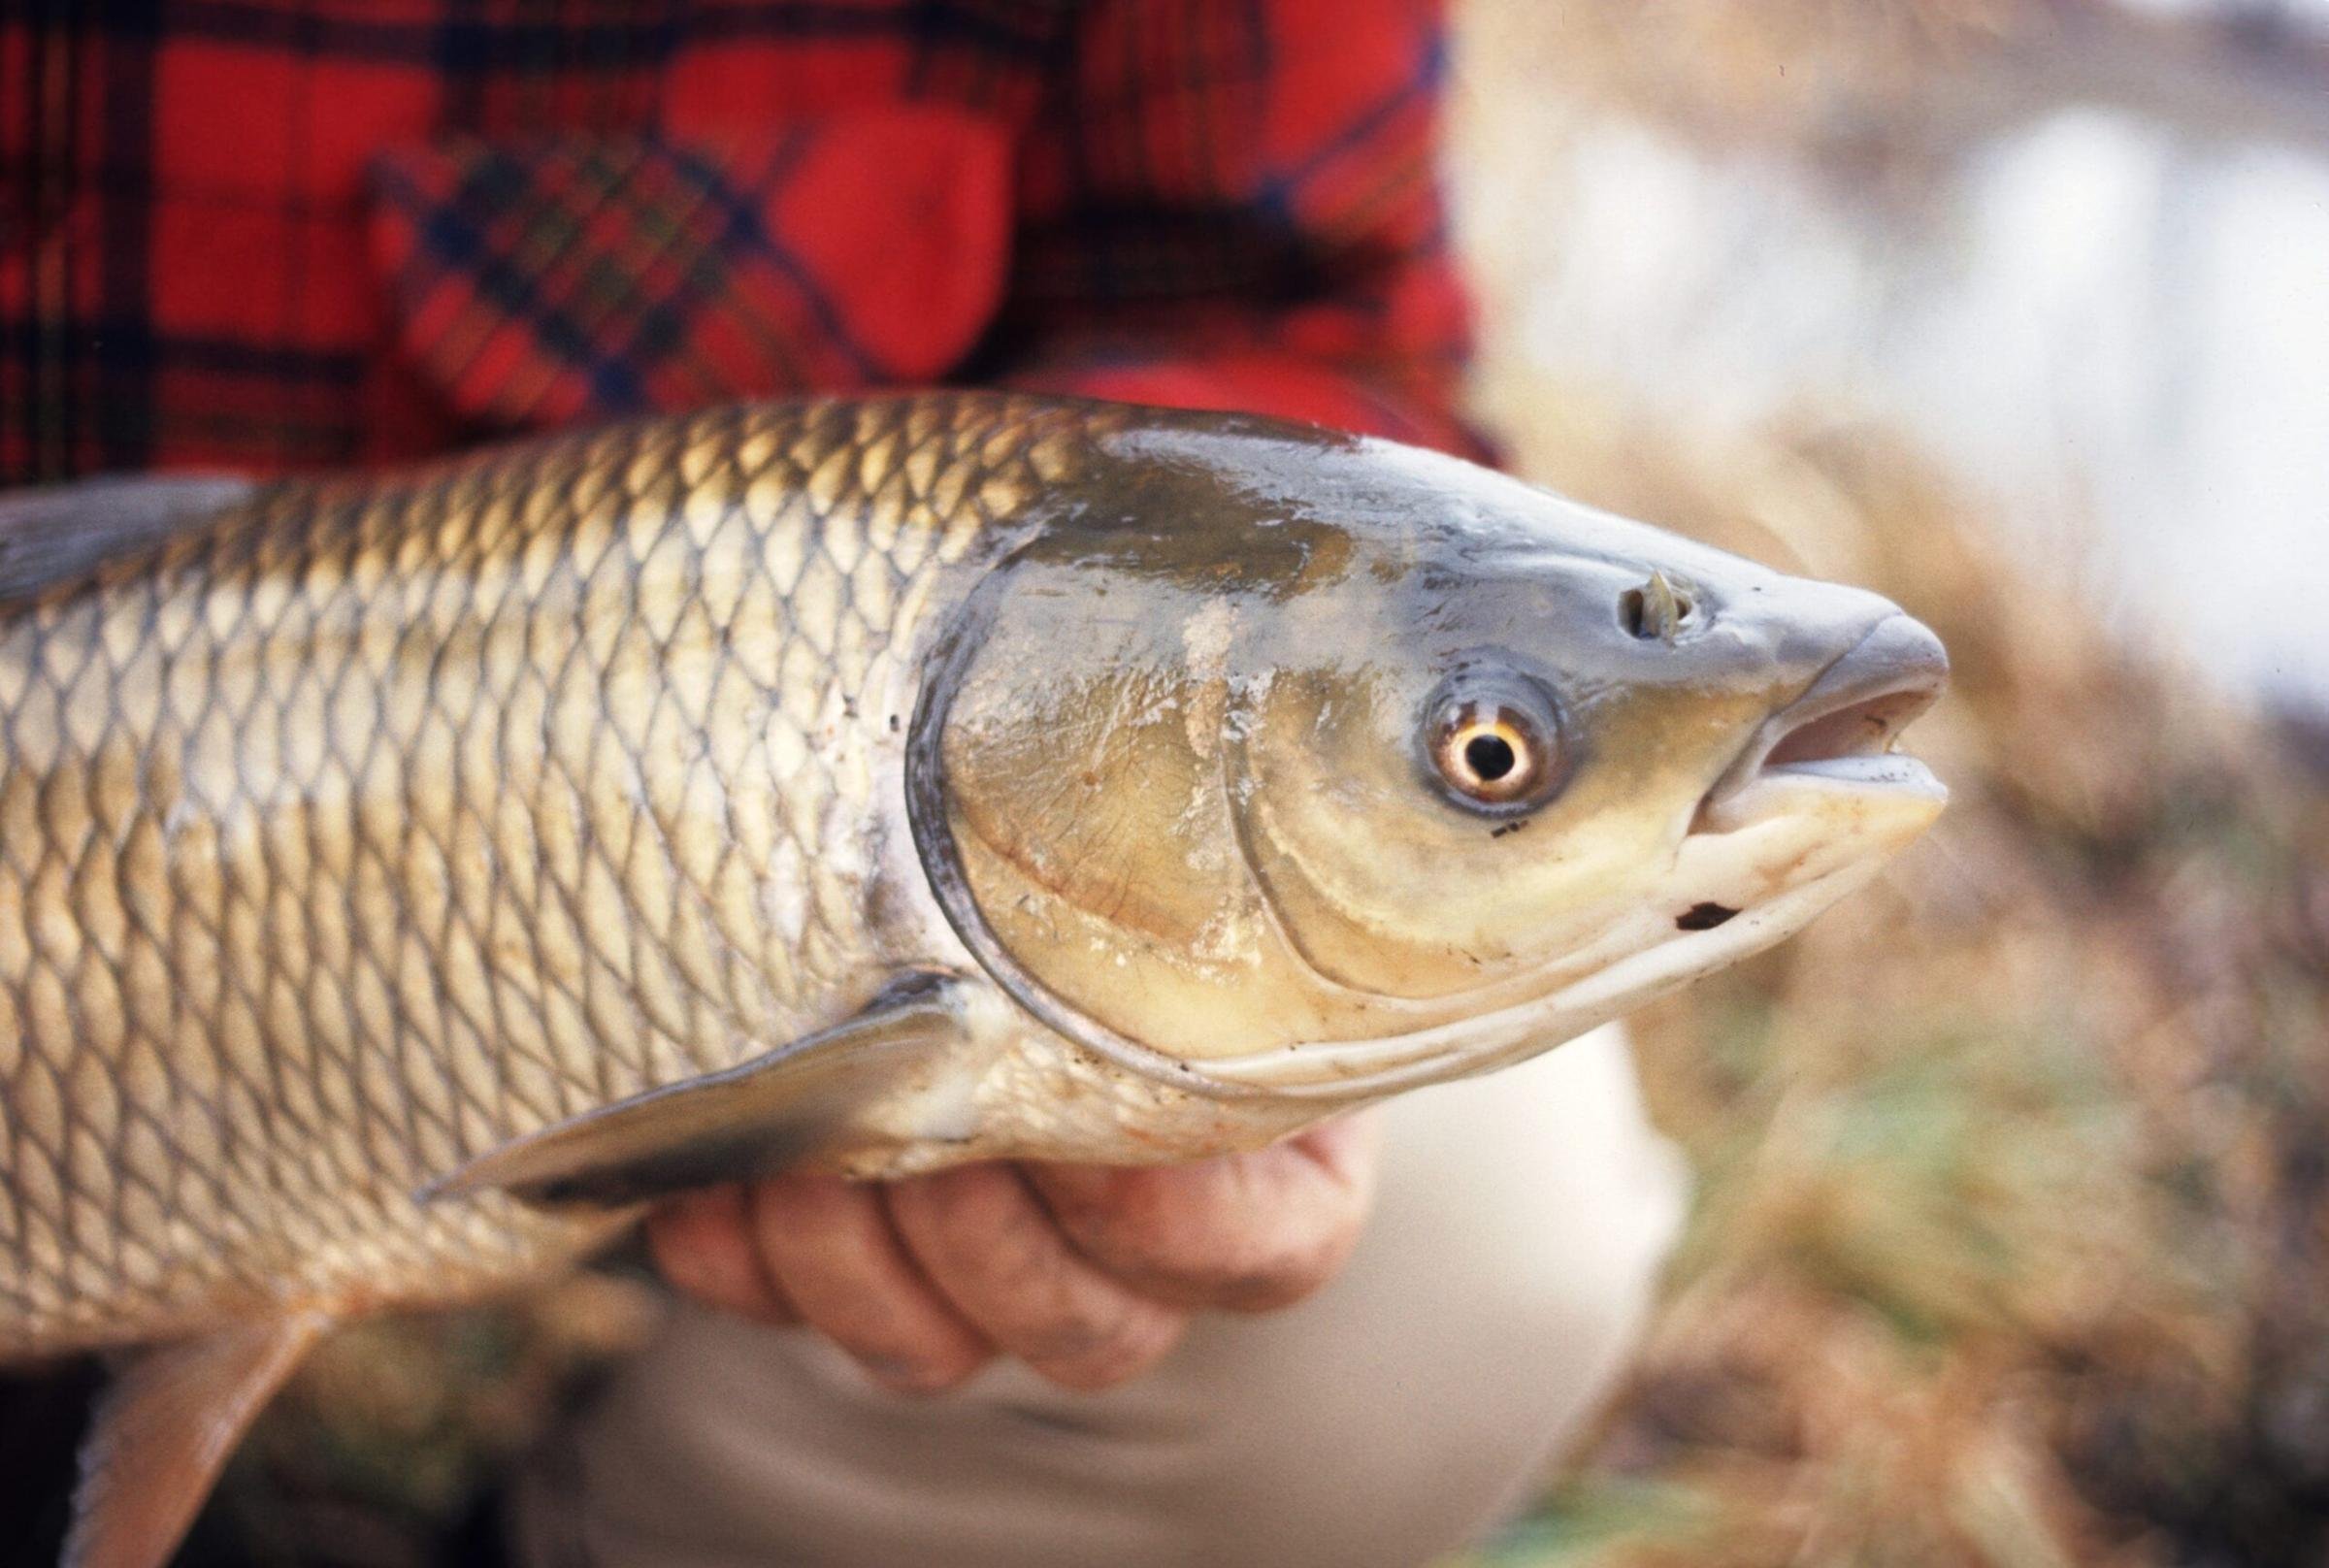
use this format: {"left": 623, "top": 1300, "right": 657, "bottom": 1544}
{"left": 905, "top": 432, "right": 1374, "bottom": 1064}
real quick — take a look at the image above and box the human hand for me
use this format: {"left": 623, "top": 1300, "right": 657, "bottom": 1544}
{"left": 645, "top": 1112, "right": 1384, "bottom": 1394}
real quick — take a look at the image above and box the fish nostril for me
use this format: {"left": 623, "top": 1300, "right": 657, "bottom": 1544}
{"left": 1619, "top": 572, "right": 1694, "bottom": 642}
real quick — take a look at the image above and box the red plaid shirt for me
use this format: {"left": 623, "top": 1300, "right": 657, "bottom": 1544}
{"left": 0, "top": 0, "right": 1474, "bottom": 485}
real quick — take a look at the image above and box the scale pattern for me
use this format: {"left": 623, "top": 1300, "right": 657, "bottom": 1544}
{"left": 0, "top": 393, "right": 1106, "bottom": 1354}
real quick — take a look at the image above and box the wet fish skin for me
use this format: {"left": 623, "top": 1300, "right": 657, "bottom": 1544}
{"left": 0, "top": 394, "right": 1102, "bottom": 1361}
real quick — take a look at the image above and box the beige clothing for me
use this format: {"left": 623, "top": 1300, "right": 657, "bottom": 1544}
{"left": 513, "top": 1024, "right": 1687, "bottom": 1568}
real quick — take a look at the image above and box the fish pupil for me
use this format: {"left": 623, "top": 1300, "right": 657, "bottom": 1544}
{"left": 1464, "top": 733, "right": 1517, "bottom": 782}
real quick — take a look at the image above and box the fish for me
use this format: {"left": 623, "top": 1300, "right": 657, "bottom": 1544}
{"left": 0, "top": 392, "right": 1948, "bottom": 1567}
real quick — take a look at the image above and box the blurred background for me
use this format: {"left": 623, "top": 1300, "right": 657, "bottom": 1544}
{"left": 175, "top": 3, "right": 2328, "bottom": 1564}
{"left": 1459, "top": 0, "right": 2329, "bottom": 713}
{"left": 1444, "top": 2, "right": 2329, "bottom": 1563}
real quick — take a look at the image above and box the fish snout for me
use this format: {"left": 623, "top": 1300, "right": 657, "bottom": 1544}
{"left": 1696, "top": 610, "right": 1951, "bottom": 832}
{"left": 1765, "top": 612, "right": 1949, "bottom": 768}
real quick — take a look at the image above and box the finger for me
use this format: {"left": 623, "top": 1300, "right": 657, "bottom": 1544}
{"left": 1025, "top": 1112, "right": 1386, "bottom": 1313}
{"left": 745, "top": 1171, "right": 994, "bottom": 1394}
{"left": 646, "top": 1186, "right": 796, "bottom": 1324}
{"left": 1287, "top": 1112, "right": 1387, "bottom": 1188}
{"left": 884, "top": 1164, "right": 1189, "bottom": 1391}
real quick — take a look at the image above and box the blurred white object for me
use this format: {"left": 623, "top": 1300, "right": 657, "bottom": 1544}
{"left": 1456, "top": 3, "right": 2329, "bottom": 709}
{"left": 515, "top": 1024, "right": 1688, "bottom": 1568}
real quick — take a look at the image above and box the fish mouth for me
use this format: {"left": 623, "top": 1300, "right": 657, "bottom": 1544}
{"left": 1692, "top": 613, "right": 1950, "bottom": 835}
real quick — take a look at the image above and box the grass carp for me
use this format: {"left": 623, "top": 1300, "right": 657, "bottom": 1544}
{"left": 0, "top": 393, "right": 1947, "bottom": 1566}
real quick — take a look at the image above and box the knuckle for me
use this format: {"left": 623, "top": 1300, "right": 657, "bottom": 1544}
{"left": 1032, "top": 1310, "right": 1187, "bottom": 1390}
{"left": 818, "top": 1305, "right": 981, "bottom": 1387}
{"left": 1058, "top": 1170, "right": 1218, "bottom": 1278}
{"left": 1033, "top": 1165, "right": 1159, "bottom": 1248}
{"left": 1005, "top": 1296, "right": 1123, "bottom": 1365}
{"left": 1231, "top": 1221, "right": 1356, "bottom": 1310}
{"left": 1174, "top": 1219, "right": 1346, "bottom": 1310}
{"left": 860, "top": 1347, "right": 987, "bottom": 1396}
{"left": 646, "top": 1195, "right": 757, "bottom": 1310}
{"left": 647, "top": 1230, "right": 715, "bottom": 1303}
{"left": 1112, "top": 1210, "right": 1283, "bottom": 1297}
{"left": 894, "top": 1183, "right": 1065, "bottom": 1322}
{"left": 928, "top": 1160, "right": 1040, "bottom": 1236}
{"left": 1035, "top": 1148, "right": 1373, "bottom": 1309}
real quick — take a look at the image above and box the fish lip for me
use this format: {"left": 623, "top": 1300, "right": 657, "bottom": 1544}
{"left": 1194, "top": 849, "right": 1899, "bottom": 1095}
{"left": 1691, "top": 612, "right": 1949, "bottom": 833}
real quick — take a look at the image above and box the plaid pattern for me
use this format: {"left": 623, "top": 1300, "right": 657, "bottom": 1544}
{"left": 371, "top": 115, "right": 1013, "bottom": 430}
{"left": 0, "top": 0, "right": 1473, "bottom": 484}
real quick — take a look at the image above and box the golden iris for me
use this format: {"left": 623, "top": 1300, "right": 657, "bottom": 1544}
{"left": 1432, "top": 702, "right": 1549, "bottom": 806}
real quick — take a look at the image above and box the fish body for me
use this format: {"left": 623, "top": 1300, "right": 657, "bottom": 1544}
{"left": 0, "top": 395, "right": 1055, "bottom": 1360}
{"left": 0, "top": 394, "right": 1948, "bottom": 1566}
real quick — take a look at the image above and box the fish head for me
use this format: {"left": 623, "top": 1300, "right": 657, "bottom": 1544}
{"left": 911, "top": 411, "right": 1947, "bottom": 1098}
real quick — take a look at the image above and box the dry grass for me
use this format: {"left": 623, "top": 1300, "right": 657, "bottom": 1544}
{"left": 1445, "top": 387, "right": 2329, "bottom": 1566}
{"left": 1449, "top": 5, "right": 2329, "bottom": 1552}
{"left": 1454, "top": 0, "right": 2029, "bottom": 151}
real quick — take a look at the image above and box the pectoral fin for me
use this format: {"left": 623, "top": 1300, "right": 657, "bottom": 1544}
{"left": 423, "top": 972, "right": 977, "bottom": 1208}
{"left": 65, "top": 1310, "right": 330, "bottom": 1568}
{"left": 0, "top": 474, "right": 254, "bottom": 604}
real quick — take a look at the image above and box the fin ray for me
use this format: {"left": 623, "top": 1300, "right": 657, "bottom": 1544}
{"left": 65, "top": 1310, "right": 330, "bottom": 1568}
{"left": 425, "top": 972, "right": 973, "bottom": 1207}
{"left": 0, "top": 474, "right": 253, "bottom": 604}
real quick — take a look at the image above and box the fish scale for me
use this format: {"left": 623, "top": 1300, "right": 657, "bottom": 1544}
{"left": 0, "top": 393, "right": 1097, "bottom": 1357}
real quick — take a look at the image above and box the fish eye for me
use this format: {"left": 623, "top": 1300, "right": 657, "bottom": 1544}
{"left": 1425, "top": 673, "right": 1564, "bottom": 813}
